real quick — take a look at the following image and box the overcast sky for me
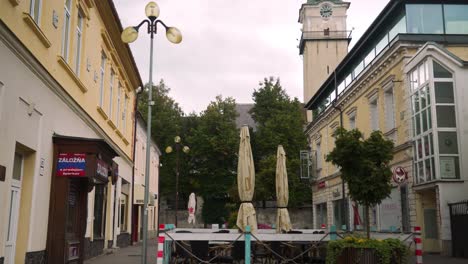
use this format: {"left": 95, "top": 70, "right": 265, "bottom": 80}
{"left": 114, "top": 0, "right": 390, "bottom": 114}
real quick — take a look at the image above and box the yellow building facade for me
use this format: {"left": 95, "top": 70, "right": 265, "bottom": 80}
{"left": 302, "top": 0, "right": 468, "bottom": 256}
{"left": 0, "top": 0, "right": 142, "bottom": 263}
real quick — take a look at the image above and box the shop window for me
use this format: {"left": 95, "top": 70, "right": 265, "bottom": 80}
{"left": 93, "top": 184, "right": 107, "bottom": 238}
{"left": 444, "top": 5, "right": 468, "bottom": 34}
{"left": 316, "top": 203, "right": 327, "bottom": 229}
{"left": 29, "top": 0, "right": 41, "bottom": 23}
{"left": 333, "top": 200, "right": 345, "bottom": 228}
{"left": 406, "top": 4, "right": 444, "bottom": 34}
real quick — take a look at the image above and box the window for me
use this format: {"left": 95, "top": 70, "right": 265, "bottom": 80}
{"left": 122, "top": 94, "right": 128, "bottom": 135}
{"left": 99, "top": 52, "right": 106, "bottom": 108}
{"left": 316, "top": 142, "right": 322, "bottom": 171}
{"left": 384, "top": 86, "right": 395, "bottom": 131}
{"left": 74, "top": 11, "right": 84, "bottom": 74}
{"left": 348, "top": 112, "right": 356, "bottom": 129}
{"left": 388, "top": 15, "right": 406, "bottom": 41}
{"left": 409, "top": 59, "right": 460, "bottom": 183}
{"left": 62, "top": 0, "right": 72, "bottom": 61}
{"left": 116, "top": 84, "right": 122, "bottom": 129}
{"left": 369, "top": 97, "right": 379, "bottom": 131}
{"left": 444, "top": 5, "right": 468, "bottom": 34}
{"left": 29, "top": 0, "right": 41, "bottom": 23}
{"left": 375, "top": 35, "right": 388, "bottom": 55}
{"left": 93, "top": 184, "right": 107, "bottom": 238}
{"left": 406, "top": 4, "right": 444, "bottom": 34}
{"left": 109, "top": 70, "right": 115, "bottom": 117}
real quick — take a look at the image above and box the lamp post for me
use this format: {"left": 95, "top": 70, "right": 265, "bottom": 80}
{"left": 165, "top": 136, "right": 190, "bottom": 227}
{"left": 121, "top": 2, "right": 181, "bottom": 264}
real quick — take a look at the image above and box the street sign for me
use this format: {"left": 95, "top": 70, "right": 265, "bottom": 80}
{"left": 392, "top": 166, "right": 407, "bottom": 184}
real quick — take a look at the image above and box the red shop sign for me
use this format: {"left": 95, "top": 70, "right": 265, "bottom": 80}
{"left": 57, "top": 153, "right": 86, "bottom": 177}
{"left": 318, "top": 181, "right": 326, "bottom": 189}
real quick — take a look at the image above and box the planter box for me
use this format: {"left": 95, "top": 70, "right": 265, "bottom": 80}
{"left": 337, "top": 247, "right": 404, "bottom": 264}
{"left": 337, "top": 248, "right": 379, "bottom": 264}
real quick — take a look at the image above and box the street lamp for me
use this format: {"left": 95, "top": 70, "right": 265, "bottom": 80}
{"left": 121, "top": 2, "right": 181, "bottom": 264}
{"left": 165, "top": 136, "right": 189, "bottom": 227}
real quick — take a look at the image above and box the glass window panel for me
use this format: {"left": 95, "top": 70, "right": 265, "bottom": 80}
{"left": 412, "top": 69, "right": 419, "bottom": 88}
{"left": 444, "top": 5, "right": 468, "bottom": 34}
{"left": 425, "top": 86, "right": 431, "bottom": 105}
{"left": 433, "top": 61, "right": 452, "bottom": 78}
{"left": 406, "top": 4, "right": 444, "bottom": 34}
{"left": 338, "top": 81, "right": 345, "bottom": 95}
{"left": 424, "top": 135, "right": 430, "bottom": 157}
{"left": 415, "top": 113, "right": 421, "bottom": 135}
{"left": 422, "top": 110, "right": 428, "bottom": 132}
{"left": 34, "top": 0, "right": 41, "bottom": 22}
{"left": 412, "top": 117, "right": 416, "bottom": 137}
{"left": 420, "top": 89, "right": 427, "bottom": 109}
{"left": 354, "top": 61, "right": 364, "bottom": 78}
{"left": 419, "top": 63, "right": 426, "bottom": 84}
{"left": 13, "top": 153, "right": 22, "bottom": 180}
{"left": 427, "top": 109, "right": 432, "bottom": 129}
{"left": 431, "top": 157, "right": 436, "bottom": 180}
{"left": 436, "top": 106, "right": 456, "bottom": 127}
{"left": 330, "top": 90, "right": 336, "bottom": 103}
{"left": 417, "top": 139, "right": 423, "bottom": 159}
{"left": 389, "top": 16, "right": 407, "bottom": 40}
{"left": 434, "top": 82, "right": 454, "bottom": 103}
{"left": 418, "top": 161, "right": 425, "bottom": 182}
{"left": 375, "top": 35, "right": 388, "bottom": 55}
{"left": 364, "top": 50, "right": 375, "bottom": 67}
{"left": 438, "top": 132, "right": 458, "bottom": 154}
{"left": 429, "top": 133, "right": 434, "bottom": 155}
{"left": 424, "top": 159, "right": 432, "bottom": 181}
{"left": 439, "top": 156, "right": 460, "bottom": 179}
{"left": 412, "top": 95, "right": 420, "bottom": 113}
{"left": 345, "top": 74, "right": 352, "bottom": 87}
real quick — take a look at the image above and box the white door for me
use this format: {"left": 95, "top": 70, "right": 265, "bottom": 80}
{"left": 4, "top": 153, "right": 23, "bottom": 264}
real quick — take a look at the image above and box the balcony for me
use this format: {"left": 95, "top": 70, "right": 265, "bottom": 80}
{"left": 299, "top": 30, "right": 352, "bottom": 54}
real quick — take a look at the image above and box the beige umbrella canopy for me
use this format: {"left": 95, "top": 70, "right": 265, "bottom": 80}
{"left": 276, "top": 145, "right": 292, "bottom": 233}
{"left": 236, "top": 126, "right": 257, "bottom": 233}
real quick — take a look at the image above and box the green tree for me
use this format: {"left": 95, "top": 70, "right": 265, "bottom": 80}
{"left": 250, "top": 77, "right": 310, "bottom": 206}
{"left": 187, "top": 96, "right": 239, "bottom": 224}
{"left": 326, "top": 128, "right": 394, "bottom": 238}
{"left": 137, "top": 80, "right": 190, "bottom": 202}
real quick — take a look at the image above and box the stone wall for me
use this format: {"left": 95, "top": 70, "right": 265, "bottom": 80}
{"left": 25, "top": 250, "right": 46, "bottom": 264}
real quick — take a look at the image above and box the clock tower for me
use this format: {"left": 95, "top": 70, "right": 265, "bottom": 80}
{"left": 299, "top": 0, "right": 351, "bottom": 122}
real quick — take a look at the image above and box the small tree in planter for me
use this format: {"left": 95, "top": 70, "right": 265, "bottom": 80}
{"left": 326, "top": 128, "right": 394, "bottom": 238}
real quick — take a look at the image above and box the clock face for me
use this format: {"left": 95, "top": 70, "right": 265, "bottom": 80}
{"left": 320, "top": 4, "right": 333, "bottom": 18}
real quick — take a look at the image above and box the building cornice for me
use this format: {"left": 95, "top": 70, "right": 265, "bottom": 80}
{"left": 0, "top": 21, "right": 133, "bottom": 165}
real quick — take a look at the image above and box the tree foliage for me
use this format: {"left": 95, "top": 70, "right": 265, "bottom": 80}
{"left": 187, "top": 96, "right": 239, "bottom": 224}
{"left": 326, "top": 128, "right": 394, "bottom": 238}
{"left": 250, "top": 77, "right": 310, "bottom": 206}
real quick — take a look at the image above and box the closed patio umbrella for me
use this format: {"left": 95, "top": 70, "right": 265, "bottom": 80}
{"left": 188, "top": 192, "right": 196, "bottom": 225}
{"left": 276, "top": 145, "right": 292, "bottom": 233}
{"left": 236, "top": 126, "right": 257, "bottom": 233}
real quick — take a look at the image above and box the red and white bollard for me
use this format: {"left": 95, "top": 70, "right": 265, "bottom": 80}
{"left": 157, "top": 224, "right": 166, "bottom": 264}
{"left": 414, "top": 226, "right": 423, "bottom": 264}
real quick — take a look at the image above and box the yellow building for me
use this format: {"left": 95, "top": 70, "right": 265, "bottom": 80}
{"left": 301, "top": 0, "right": 468, "bottom": 256}
{"left": 0, "top": 0, "right": 142, "bottom": 263}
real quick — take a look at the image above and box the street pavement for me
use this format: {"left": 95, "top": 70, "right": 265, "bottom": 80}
{"left": 85, "top": 240, "right": 468, "bottom": 264}
{"left": 84, "top": 238, "right": 158, "bottom": 264}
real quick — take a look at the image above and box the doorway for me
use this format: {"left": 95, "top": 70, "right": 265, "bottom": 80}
{"left": 4, "top": 153, "right": 23, "bottom": 264}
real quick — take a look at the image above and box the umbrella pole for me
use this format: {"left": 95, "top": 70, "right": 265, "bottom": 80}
{"left": 245, "top": 225, "right": 251, "bottom": 264}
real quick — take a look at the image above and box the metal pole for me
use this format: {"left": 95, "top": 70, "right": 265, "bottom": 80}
{"left": 175, "top": 144, "right": 180, "bottom": 226}
{"left": 142, "top": 30, "right": 154, "bottom": 264}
